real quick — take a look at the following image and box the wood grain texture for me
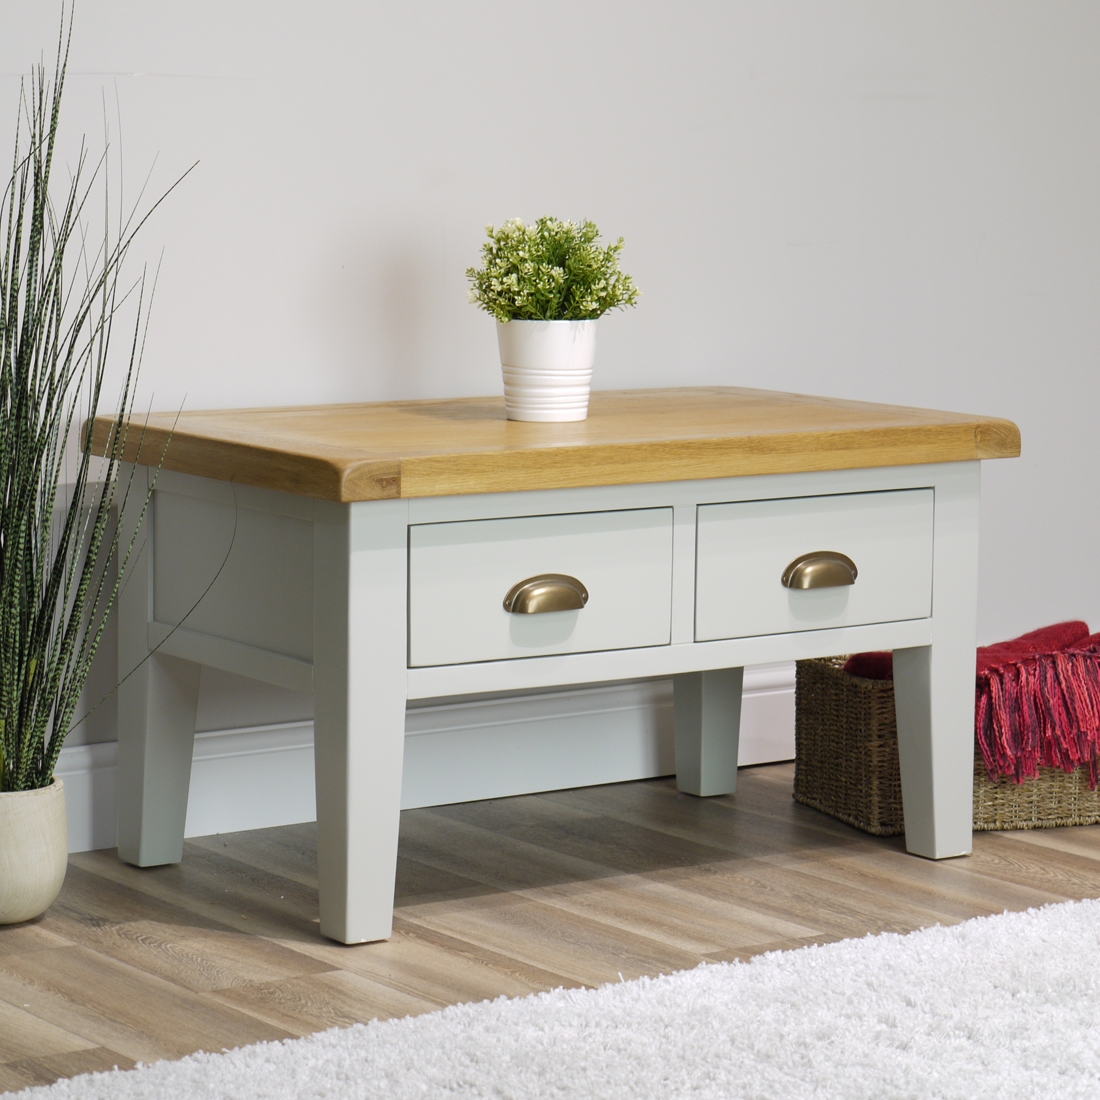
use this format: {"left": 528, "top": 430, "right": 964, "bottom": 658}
{"left": 0, "top": 1047, "right": 135, "bottom": 1094}
{"left": 88, "top": 388, "right": 1021, "bottom": 502}
{"left": 3, "top": 762, "right": 1096, "bottom": 1090}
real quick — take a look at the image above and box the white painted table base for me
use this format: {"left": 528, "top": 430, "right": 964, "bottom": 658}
{"left": 116, "top": 460, "right": 979, "bottom": 944}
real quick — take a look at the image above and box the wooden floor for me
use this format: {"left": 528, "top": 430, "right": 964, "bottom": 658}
{"left": 4, "top": 761, "right": 1100, "bottom": 1092}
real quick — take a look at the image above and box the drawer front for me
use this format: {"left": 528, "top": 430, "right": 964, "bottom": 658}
{"left": 695, "top": 489, "right": 933, "bottom": 642}
{"left": 409, "top": 508, "right": 673, "bottom": 667}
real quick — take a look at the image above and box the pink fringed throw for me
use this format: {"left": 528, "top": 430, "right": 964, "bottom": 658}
{"left": 843, "top": 622, "right": 1100, "bottom": 787}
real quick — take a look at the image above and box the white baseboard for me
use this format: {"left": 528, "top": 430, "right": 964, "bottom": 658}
{"left": 54, "top": 741, "right": 120, "bottom": 857}
{"left": 55, "top": 665, "right": 795, "bottom": 853}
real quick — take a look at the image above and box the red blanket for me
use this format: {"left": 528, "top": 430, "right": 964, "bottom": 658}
{"left": 843, "top": 622, "right": 1100, "bottom": 786}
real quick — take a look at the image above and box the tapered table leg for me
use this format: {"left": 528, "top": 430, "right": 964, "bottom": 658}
{"left": 673, "top": 668, "right": 744, "bottom": 796}
{"left": 892, "top": 462, "right": 981, "bottom": 859}
{"left": 116, "top": 472, "right": 201, "bottom": 867}
{"left": 313, "top": 498, "right": 409, "bottom": 943}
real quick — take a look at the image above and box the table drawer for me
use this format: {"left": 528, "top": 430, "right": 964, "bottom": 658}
{"left": 695, "top": 489, "right": 933, "bottom": 642}
{"left": 408, "top": 508, "right": 673, "bottom": 667}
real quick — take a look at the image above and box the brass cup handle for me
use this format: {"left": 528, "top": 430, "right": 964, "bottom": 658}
{"left": 781, "top": 551, "right": 858, "bottom": 590}
{"left": 503, "top": 574, "right": 589, "bottom": 614}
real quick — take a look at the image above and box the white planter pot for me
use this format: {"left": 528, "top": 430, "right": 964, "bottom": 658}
{"left": 497, "top": 319, "right": 598, "bottom": 422}
{"left": 0, "top": 779, "right": 67, "bottom": 924}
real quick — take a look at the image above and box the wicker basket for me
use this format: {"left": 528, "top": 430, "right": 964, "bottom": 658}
{"left": 794, "top": 656, "right": 1100, "bottom": 834}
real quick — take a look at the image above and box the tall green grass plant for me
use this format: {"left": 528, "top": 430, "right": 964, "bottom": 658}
{"left": 0, "top": 20, "right": 178, "bottom": 792}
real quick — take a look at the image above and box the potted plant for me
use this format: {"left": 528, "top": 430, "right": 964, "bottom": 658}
{"left": 466, "top": 217, "right": 639, "bottom": 422}
{"left": 0, "top": 25, "right": 165, "bottom": 923}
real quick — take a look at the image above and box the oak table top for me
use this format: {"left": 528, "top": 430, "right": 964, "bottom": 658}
{"left": 91, "top": 387, "right": 1021, "bottom": 503}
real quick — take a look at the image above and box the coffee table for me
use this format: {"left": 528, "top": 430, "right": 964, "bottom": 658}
{"left": 94, "top": 388, "right": 1020, "bottom": 943}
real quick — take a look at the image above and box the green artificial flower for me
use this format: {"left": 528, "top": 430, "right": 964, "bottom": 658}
{"left": 466, "top": 217, "right": 639, "bottom": 322}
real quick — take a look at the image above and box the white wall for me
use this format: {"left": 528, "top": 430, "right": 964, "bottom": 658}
{"left": 4, "top": 3, "right": 1098, "bottom": 761}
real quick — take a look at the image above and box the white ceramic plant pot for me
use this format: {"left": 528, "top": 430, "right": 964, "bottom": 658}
{"left": 0, "top": 779, "right": 68, "bottom": 924}
{"left": 497, "top": 319, "right": 598, "bottom": 422}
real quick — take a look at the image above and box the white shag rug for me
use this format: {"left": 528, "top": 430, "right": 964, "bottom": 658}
{"left": 14, "top": 898, "right": 1100, "bottom": 1100}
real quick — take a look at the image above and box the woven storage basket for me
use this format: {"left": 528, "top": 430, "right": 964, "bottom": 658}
{"left": 794, "top": 656, "right": 1100, "bottom": 834}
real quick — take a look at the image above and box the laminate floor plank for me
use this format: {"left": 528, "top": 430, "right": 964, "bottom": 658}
{"left": 418, "top": 853, "right": 818, "bottom": 957}
{"left": 393, "top": 854, "right": 511, "bottom": 908}
{"left": 398, "top": 812, "right": 633, "bottom": 892}
{"left": 426, "top": 797, "right": 790, "bottom": 877}
{"left": 44, "top": 863, "right": 314, "bottom": 965}
{"left": 985, "top": 824, "right": 1100, "bottom": 860}
{"left": 399, "top": 890, "right": 702, "bottom": 985}
{"left": 9, "top": 763, "right": 1100, "bottom": 1092}
{"left": 540, "top": 778, "right": 862, "bottom": 857}
{"left": 537, "top": 870, "right": 818, "bottom": 952}
{"left": 49, "top": 918, "right": 336, "bottom": 994}
{"left": 0, "top": 998, "right": 97, "bottom": 1062}
{"left": 951, "top": 836, "right": 1100, "bottom": 897}
{"left": 646, "top": 855, "right": 958, "bottom": 939}
{"left": 702, "top": 933, "right": 848, "bottom": 964}
{"left": 0, "top": 1048, "right": 134, "bottom": 1093}
{"left": 0, "top": 1064, "right": 40, "bottom": 1094}
{"left": 50, "top": 861, "right": 231, "bottom": 929}
{"left": 759, "top": 845, "right": 1059, "bottom": 924}
{"left": 400, "top": 815, "right": 819, "bottom": 952}
{"left": 0, "top": 924, "right": 73, "bottom": 960}
{"left": 283, "top": 921, "right": 564, "bottom": 1004}
{"left": 568, "top": 777, "right": 1085, "bottom": 925}
{"left": 0, "top": 946, "right": 292, "bottom": 1064}
{"left": 387, "top": 917, "right": 582, "bottom": 994}
{"left": 0, "top": 960, "right": 185, "bottom": 1069}
{"left": 211, "top": 970, "right": 441, "bottom": 1036}
{"left": 188, "top": 826, "right": 320, "bottom": 889}
{"left": 68, "top": 847, "right": 321, "bottom": 942}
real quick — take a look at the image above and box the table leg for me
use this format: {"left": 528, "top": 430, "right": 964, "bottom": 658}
{"left": 891, "top": 462, "right": 980, "bottom": 859}
{"left": 893, "top": 643, "right": 974, "bottom": 858}
{"left": 116, "top": 477, "right": 201, "bottom": 866}
{"left": 116, "top": 654, "right": 200, "bottom": 865}
{"left": 313, "top": 498, "right": 409, "bottom": 944}
{"left": 672, "top": 668, "right": 744, "bottom": 796}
